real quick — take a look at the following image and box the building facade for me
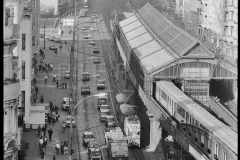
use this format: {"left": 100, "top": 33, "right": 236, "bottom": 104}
{"left": 175, "top": 0, "right": 238, "bottom": 63}
{"left": 4, "top": 0, "right": 21, "bottom": 159}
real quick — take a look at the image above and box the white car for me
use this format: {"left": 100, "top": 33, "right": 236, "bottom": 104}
{"left": 90, "top": 27, "right": 95, "bottom": 31}
{"left": 83, "top": 5, "right": 88, "bottom": 8}
{"left": 90, "top": 41, "right": 95, "bottom": 45}
{"left": 83, "top": 132, "right": 95, "bottom": 146}
{"left": 83, "top": 34, "right": 91, "bottom": 39}
{"left": 81, "top": 27, "right": 88, "bottom": 30}
{"left": 49, "top": 44, "right": 57, "bottom": 50}
{"left": 66, "top": 116, "right": 75, "bottom": 127}
{"left": 64, "top": 71, "right": 70, "bottom": 79}
{"left": 83, "top": 9, "right": 88, "bottom": 12}
{"left": 92, "top": 14, "right": 98, "bottom": 18}
{"left": 62, "top": 97, "right": 73, "bottom": 110}
{"left": 93, "top": 58, "right": 100, "bottom": 64}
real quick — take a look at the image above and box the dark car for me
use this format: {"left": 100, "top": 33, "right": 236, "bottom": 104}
{"left": 81, "top": 85, "right": 91, "bottom": 94}
{"left": 93, "top": 47, "right": 99, "bottom": 53}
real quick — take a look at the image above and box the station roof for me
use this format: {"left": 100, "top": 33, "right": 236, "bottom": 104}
{"left": 118, "top": 3, "right": 219, "bottom": 74}
{"left": 119, "top": 15, "right": 175, "bottom": 73}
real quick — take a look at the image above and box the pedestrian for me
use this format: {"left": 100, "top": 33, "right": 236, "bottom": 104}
{"left": 53, "top": 73, "right": 56, "bottom": 82}
{"left": 35, "top": 86, "right": 38, "bottom": 95}
{"left": 42, "top": 65, "right": 45, "bottom": 71}
{"left": 53, "top": 154, "right": 56, "bottom": 160}
{"left": 43, "top": 135, "right": 47, "bottom": 148}
{"left": 64, "top": 139, "right": 68, "bottom": 147}
{"left": 39, "top": 136, "right": 43, "bottom": 146}
{"left": 48, "top": 115, "right": 52, "bottom": 125}
{"left": 55, "top": 143, "right": 60, "bottom": 154}
{"left": 55, "top": 49, "right": 57, "bottom": 56}
{"left": 50, "top": 63, "right": 53, "bottom": 70}
{"left": 33, "top": 78, "right": 36, "bottom": 85}
{"left": 45, "top": 75, "right": 48, "bottom": 84}
{"left": 43, "top": 53, "right": 45, "bottom": 59}
{"left": 54, "top": 105, "right": 59, "bottom": 112}
{"left": 40, "top": 94, "right": 44, "bottom": 103}
{"left": 56, "top": 80, "right": 59, "bottom": 88}
{"left": 48, "top": 63, "right": 50, "bottom": 70}
{"left": 49, "top": 101, "right": 53, "bottom": 111}
{"left": 52, "top": 116, "right": 56, "bottom": 125}
{"left": 64, "top": 80, "right": 67, "bottom": 89}
{"left": 60, "top": 142, "right": 64, "bottom": 154}
{"left": 37, "top": 125, "right": 41, "bottom": 137}
{"left": 41, "top": 126, "right": 45, "bottom": 136}
{"left": 64, "top": 40, "right": 67, "bottom": 46}
{"left": 62, "top": 122, "right": 66, "bottom": 133}
{"left": 33, "top": 94, "right": 37, "bottom": 104}
{"left": 48, "top": 128, "right": 53, "bottom": 141}
{"left": 56, "top": 113, "right": 60, "bottom": 122}
{"left": 59, "top": 45, "right": 62, "bottom": 51}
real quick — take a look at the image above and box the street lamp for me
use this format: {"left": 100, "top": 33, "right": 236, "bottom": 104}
{"left": 69, "top": 93, "right": 107, "bottom": 160}
{"left": 43, "top": 17, "right": 50, "bottom": 49}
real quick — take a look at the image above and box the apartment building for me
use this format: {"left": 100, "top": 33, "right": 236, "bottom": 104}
{"left": 175, "top": 0, "right": 238, "bottom": 63}
{"left": 18, "top": 0, "right": 40, "bottom": 126}
{"left": 4, "top": 0, "right": 21, "bottom": 159}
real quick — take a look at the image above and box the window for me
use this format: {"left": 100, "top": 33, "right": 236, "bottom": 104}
{"left": 195, "top": 120, "right": 199, "bottom": 126}
{"left": 32, "top": 36, "right": 35, "bottom": 46}
{"left": 161, "top": 91, "right": 168, "bottom": 102}
{"left": 223, "top": 151, "right": 227, "bottom": 160}
{"left": 22, "top": 91, "right": 25, "bottom": 109}
{"left": 215, "top": 143, "right": 219, "bottom": 157}
{"left": 178, "top": 106, "right": 185, "bottom": 118}
{"left": 207, "top": 139, "right": 211, "bottom": 154}
{"left": 32, "top": 0, "right": 36, "bottom": 9}
{"left": 22, "top": 34, "right": 26, "bottom": 50}
{"left": 200, "top": 134, "right": 204, "bottom": 148}
{"left": 186, "top": 112, "right": 189, "bottom": 122}
{"left": 198, "top": 28, "right": 202, "bottom": 36}
{"left": 189, "top": 21, "right": 192, "bottom": 29}
{"left": 32, "top": 16, "right": 35, "bottom": 27}
{"left": 22, "top": 61, "right": 25, "bottom": 79}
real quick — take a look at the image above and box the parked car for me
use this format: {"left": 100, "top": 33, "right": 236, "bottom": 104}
{"left": 49, "top": 44, "right": 57, "bottom": 50}
{"left": 93, "top": 58, "right": 100, "bottom": 64}
{"left": 82, "top": 72, "right": 90, "bottom": 81}
{"left": 82, "top": 5, "right": 88, "bottom": 8}
{"left": 105, "top": 115, "right": 116, "bottom": 128}
{"left": 54, "top": 37, "right": 61, "bottom": 43}
{"left": 100, "top": 105, "right": 110, "bottom": 115}
{"left": 92, "top": 14, "right": 98, "bottom": 18}
{"left": 88, "top": 141, "right": 99, "bottom": 155}
{"left": 90, "top": 27, "right": 95, "bottom": 31}
{"left": 100, "top": 110, "right": 109, "bottom": 122}
{"left": 66, "top": 116, "right": 75, "bottom": 127}
{"left": 83, "top": 34, "right": 91, "bottom": 39}
{"left": 47, "top": 36, "right": 53, "bottom": 41}
{"left": 51, "top": 36, "right": 56, "bottom": 41}
{"left": 81, "top": 85, "right": 91, "bottom": 94}
{"left": 93, "top": 47, "right": 99, "bottom": 53}
{"left": 64, "top": 71, "right": 70, "bottom": 79}
{"left": 40, "top": 33, "right": 44, "bottom": 38}
{"left": 83, "top": 132, "right": 95, "bottom": 146}
{"left": 97, "top": 80, "right": 105, "bottom": 89}
{"left": 81, "top": 27, "right": 88, "bottom": 30}
{"left": 62, "top": 97, "right": 72, "bottom": 110}
{"left": 83, "top": 9, "right": 88, "bottom": 12}
{"left": 90, "top": 41, "right": 95, "bottom": 45}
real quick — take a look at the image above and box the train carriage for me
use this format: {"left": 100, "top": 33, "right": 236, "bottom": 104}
{"left": 154, "top": 81, "right": 237, "bottom": 159}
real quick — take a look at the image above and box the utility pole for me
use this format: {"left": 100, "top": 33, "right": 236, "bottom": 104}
{"left": 69, "top": 0, "right": 76, "bottom": 159}
{"left": 43, "top": 18, "right": 49, "bottom": 49}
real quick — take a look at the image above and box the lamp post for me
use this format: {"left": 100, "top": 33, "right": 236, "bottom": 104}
{"left": 68, "top": 93, "right": 107, "bottom": 160}
{"left": 43, "top": 17, "right": 50, "bottom": 49}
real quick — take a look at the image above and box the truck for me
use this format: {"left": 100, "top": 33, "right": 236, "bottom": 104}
{"left": 124, "top": 115, "right": 141, "bottom": 147}
{"left": 88, "top": 142, "right": 102, "bottom": 160}
{"left": 104, "top": 127, "right": 129, "bottom": 160}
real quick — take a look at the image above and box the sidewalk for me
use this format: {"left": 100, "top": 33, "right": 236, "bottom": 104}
{"left": 22, "top": 33, "right": 79, "bottom": 160}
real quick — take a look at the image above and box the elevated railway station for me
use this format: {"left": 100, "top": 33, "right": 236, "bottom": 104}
{"left": 111, "top": 3, "right": 237, "bottom": 160}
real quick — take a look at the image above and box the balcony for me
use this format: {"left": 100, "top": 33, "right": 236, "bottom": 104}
{"left": 4, "top": 40, "right": 17, "bottom": 55}
{"left": 12, "top": 24, "right": 20, "bottom": 39}
{"left": 4, "top": 80, "right": 20, "bottom": 101}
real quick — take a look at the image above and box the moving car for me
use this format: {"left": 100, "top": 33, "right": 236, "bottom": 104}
{"left": 90, "top": 41, "right": 95, "bottom": 45}
{"left": 92, "top": 14, "right": 98, "bottom": 18}
{"left": 81, "top": 27, "right": 88, "bottom": 30}
{"left": 83, "top": 132, "right": 95, "bottom": 146}
{"left": 47, "top": 36, "right": 53, "bottom": 41}
{"left": 105, "top": 115, "right": 116, "bottom": 128}
{"left": 83, "top": 34, "right": 91, "bottom": 39}
{"left": 82, "top": 72, "right": 90, "bottom": 81}
{"left": 54, "top": 37, "right": 61, "bottom": 43}
{"left": 62, "top": 97, "right": 72, "bottom": 110}
{"left": 81, "top": 85, "right": 91, "bottom": 94}
{"left": 82, "top": 5, "right": 88, "bottom": 8}
{"left": 90, "top": 27, "right": 95, "bottom": 31}
{"left": 64, "top": 71, "right": 70, "bottom": 79}
{"left": 88, "top": 142, "right": 102, "bottom": 160}
{"left": 97, "top": 80, "right": 105, "bottom": 89}
{"left": 93, "top": 47, "right": 99, "bottom": 53}
{"left": 66, "top": 116, "right": 75, "bottom": 127}
{"left": 49, "top": 44, "right": 57, "bottom": 50}
{"left": 93, "top": 58, "right": 100, "bottom": 64}
{"left": 83, "top": 9, "right": 88, "bottom": 12}
{"left": 100, "top": 110, "right": 109, "bottom": 122}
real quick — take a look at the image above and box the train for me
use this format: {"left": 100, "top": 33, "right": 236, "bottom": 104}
{"left": 153, "top": 81, "right": 237, "bottom": 159}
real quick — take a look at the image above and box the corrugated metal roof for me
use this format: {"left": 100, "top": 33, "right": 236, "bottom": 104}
{"left": 128, "top": 33, "right": 153, "bottom": 49}
{"left": 125, "top": 26, "right": 147, "bottom": 41}
{"left": 119, "top": 15, "right": 138, "bottom": 28}
{"left": 123, "top": 12, "right": 134, "bottom": 18}
{"left": 122, "top": 20, "right": 142, "bottom": 34}
{"left": 138, "top": 3, "right": 198, "bottom": 56}
{"left": 133, "top": 40, "right": 163, "bottom": 59}
{"left": 140, "top": 49, "right": 174, "bottom": 72}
